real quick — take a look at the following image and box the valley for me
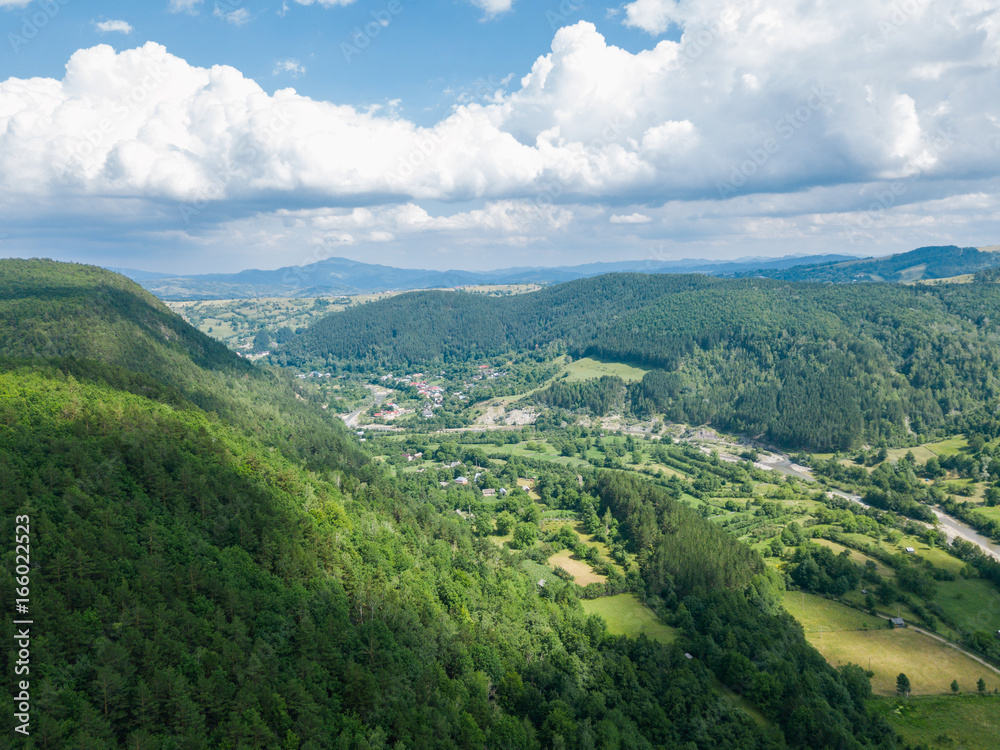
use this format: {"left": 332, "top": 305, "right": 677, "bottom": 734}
{"left": 7, "top": 252, "right": 1000, "bottom": 748}
{"left": 162, "top": 265, "right": 1000, "bottom": 747}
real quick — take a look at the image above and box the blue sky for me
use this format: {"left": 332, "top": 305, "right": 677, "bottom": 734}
{"left": 2, "top": 0, "right": 1000, "bottom": 273}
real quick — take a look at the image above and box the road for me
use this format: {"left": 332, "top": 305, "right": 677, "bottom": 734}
{"left": 342, "top": 386, "right": 392, "bottom": 428}
{"left": 827, "top": 489, "right": 1000, "bottom": 564}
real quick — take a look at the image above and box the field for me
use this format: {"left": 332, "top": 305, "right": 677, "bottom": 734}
{"left": 581, "top": 594, "right": 677, "bottom": 644}
{"left": 783, "top": 591, "right": 884, "bottom": 633}
{"left": 784, "top": 592, "right": 998, "bottom": 695}
{"left": 548, "top": 549, "right": 607, "bottom": 585}
{"left": 811, "top": 629, "right": 997, "bottom": 696}
{"left": 562, "top": 357, "right": 650, "bottom": 383}
{"left": 880, "top": 695, "right": 1000, "bottom": 749}
{"left": 933, "top": 578, "right": 1000, "bottom": 635}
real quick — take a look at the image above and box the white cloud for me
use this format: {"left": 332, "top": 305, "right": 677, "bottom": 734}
{"left": 289, "top": 0, "right": 357, "bottom": 6}
{"left": 610, "top": 213, "right": 652, "bottom": 224}
{"left": 469, "top": 0, "right": 514, "bottom": 19}
{"left": 0, "top": 1, "right": 33, "bottom": 7}
{"left": 273, "top": 59, "right": 306, "bottom": 77}
{"left": 168, "top": 0, "right": 203, "bottom": 12}
{"left": 215, "top": 6, "right": 252, "bottom": 25}
{"left": 622, "top": 0, "right": 679, "bottom": 35}
{"left": 3, "top": 3, "right": 1000, "bottom": 268}
{"left": 94, "top": 20, "right": 134, "bottom": 34}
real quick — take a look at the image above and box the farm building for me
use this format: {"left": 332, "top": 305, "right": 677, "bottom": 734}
{"left": 890, "top": 617, "right": 906, "bottom": 628}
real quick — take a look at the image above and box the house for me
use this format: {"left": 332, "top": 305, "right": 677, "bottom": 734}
{"left": 684, "top": 653, "right": 694, "bottom": 660}
{"left": 482, "top": 488, "right": 497, "bottom": 497}
{"left": 890, "top": 617, "right": 906, "bottom": 628}
{"left": 904, "top": 547, "right": 916, "bottom": 554}
{"left": 448, "top": 461, "right": 462, "bottom": 469}
{"left": 454, "top": 476, "right": 469, "bottom": 485}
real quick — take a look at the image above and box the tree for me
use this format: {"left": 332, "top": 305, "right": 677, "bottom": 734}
{"left": 495, "top": 511, "right": 516, "bottom": 536}
{"left": 977, "top": 677, "right": 987, "bottom": 695}
{"left": 512, "top": 522, "right": 538, "bottom": 550}
{"left": 896, "top": 673, "right": 911, "bottom": 697}
{"left": 951, "top": 680, "right": 959, "bottom": 694}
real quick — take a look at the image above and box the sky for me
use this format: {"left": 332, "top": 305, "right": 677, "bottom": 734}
{"left": 1, "top": 1, "right": 1000, "bottom": 274}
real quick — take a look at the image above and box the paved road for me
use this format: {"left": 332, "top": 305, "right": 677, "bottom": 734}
{"left": 828, "top": 489, "right": 1000, "bottom": 563}
{"left": 931, "top": 508, "right": 1000, "bottom": 563}
{"left": 342, "top": 387, "right": 391, "bottom": 428}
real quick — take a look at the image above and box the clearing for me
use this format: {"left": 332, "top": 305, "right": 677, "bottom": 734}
{"left": 548, "top": 549, "right": 607, "bottom": 585}
{"left": 581, "top": 594, "right": 676, "bottom": 644}
{"left": 562, "top": 357, "right": 649, "bottom": 383}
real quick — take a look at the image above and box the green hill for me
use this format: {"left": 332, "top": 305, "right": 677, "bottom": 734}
{"left": 0, "top": 260, "right": 898, "bottom": 748}
{"left": 743, "top": 245, "right": 1000, "bottom": 283}
{"left": 274, "top": 273, "right": 1000, "bottom": 451}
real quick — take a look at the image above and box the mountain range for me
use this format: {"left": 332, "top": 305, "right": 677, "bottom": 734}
{"left": 119, "top": 253, "right": 854, "bottom": 300}
{"left": 118, "top": 244, "right": 1000, "bottom": 300}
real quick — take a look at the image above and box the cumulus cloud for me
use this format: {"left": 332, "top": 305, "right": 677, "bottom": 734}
{"left": 2, "top": 3, "right": 1000, "bottom": 267}
{"left": 94, "top": 20, "right": 134, "bottom": 34}
{"left": 168, "top": 0, "right": 203, "bottom": 12}
{"left": 469, "top": 0, "right": 514, "bottom": 19}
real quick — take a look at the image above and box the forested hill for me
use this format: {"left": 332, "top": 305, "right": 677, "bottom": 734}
{"left": 0, "top": 260, "right": 897, "bottom": 747}
{"left": 0, "top": 258, "right": 364, "bottom": 471}
{"left": 275, "top": 273, "right": 1000, "bottom": 451}
{"left": 741, "top": 245, "right": 1000, "bottom": 283}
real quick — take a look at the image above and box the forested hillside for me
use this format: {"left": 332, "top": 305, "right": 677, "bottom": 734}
{"left": 740, "top": 246, "right": 1000, "bottom": 283}
{"left": 0, "top": 261, "right": 896, "bottom": 748}
{"left": 274, "top": 273, "right": 1000, "bottom": 452}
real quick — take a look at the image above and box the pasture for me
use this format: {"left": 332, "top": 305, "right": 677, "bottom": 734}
{"left": 548, "top": 549, "right": 607, "bottom": 585}
{"left": 581, "top": 595, "right": 677, "bottom": 645}
{"left": 562, "top": 357, "right": 650, "bottom": 383}
{"left": 880, "top": 695, "right": 1000, "bottom": 750}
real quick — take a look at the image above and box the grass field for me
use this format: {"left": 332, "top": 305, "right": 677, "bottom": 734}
{"left": 783, "top": 591, "right": 885, "bottom": 632}
{"left": 784, "top": 592, "right": 998, "bottom": 695}
{"left": 811, "top": 628, "right": 997, "bottom": 695}
{"left": 879, "top": 695, "right": 1000, "bottom": 749}
{"left": 548, "top": 549, "right": 607, "bottom": 585}
{"left": 562, "top": 357, "right": 650, "bottom": 383}
{"left": 581, "top": 594, "right": 677, "bottom": 644}
{"left": 934, "top": 578, "right": 1000, "bottom": 635}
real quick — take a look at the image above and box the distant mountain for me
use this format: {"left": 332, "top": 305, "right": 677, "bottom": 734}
{"left": 126, "top": 253, "right": 858, "bottom": 300}
{"left": 740, "top": 245, "right": 1000, "bottom": 283}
